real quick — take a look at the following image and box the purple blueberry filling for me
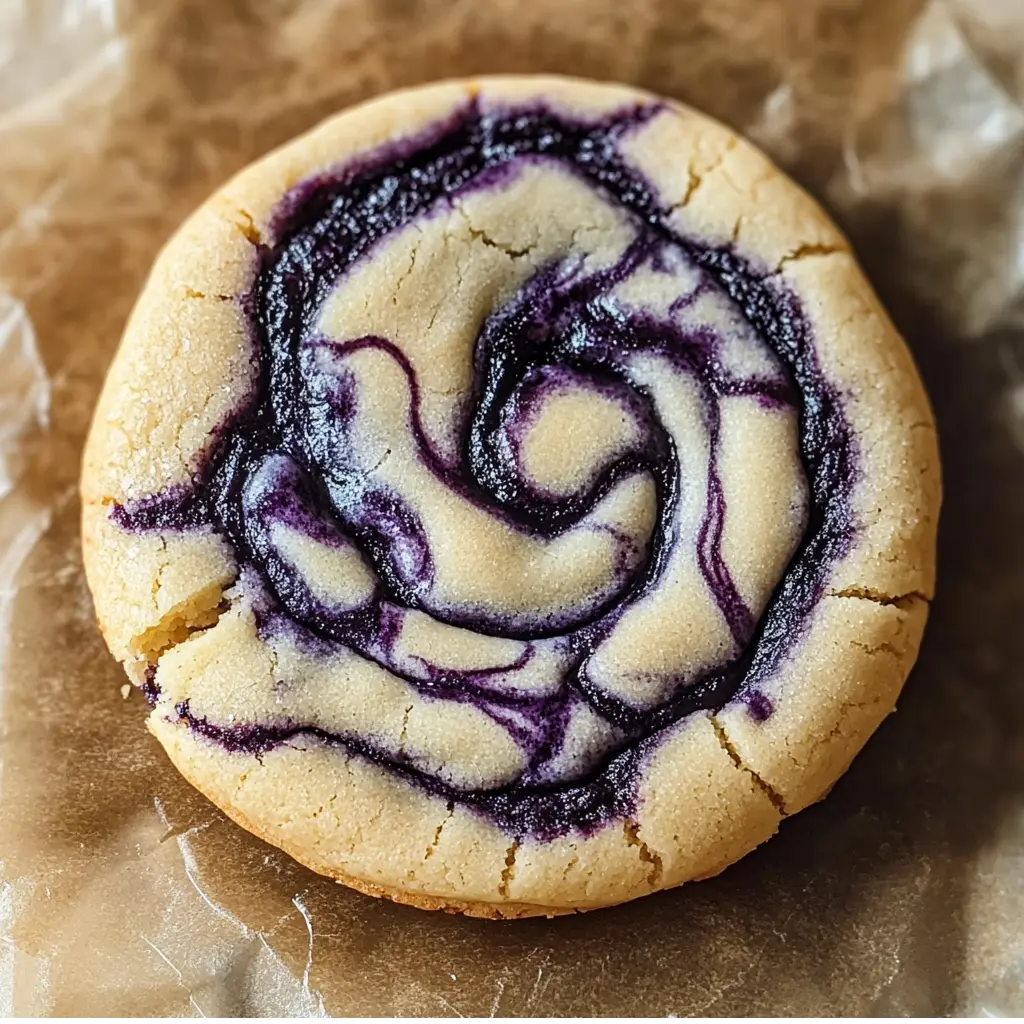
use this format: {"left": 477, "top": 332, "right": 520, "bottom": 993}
{"left": 114, "top": 100, "right": 856, "bottom": 839}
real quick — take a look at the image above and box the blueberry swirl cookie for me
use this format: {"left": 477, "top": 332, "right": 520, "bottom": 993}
{"left": 81, "top": 77, "right": 940, "bottom": 917}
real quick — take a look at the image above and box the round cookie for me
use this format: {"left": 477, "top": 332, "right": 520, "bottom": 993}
{"left": 81, "top": 76, "right": 940, "bottom": 917}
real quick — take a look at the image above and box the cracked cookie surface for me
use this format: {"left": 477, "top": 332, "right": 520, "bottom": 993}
{"left": 81, "top": 76, "right": 940, "bottom": 917}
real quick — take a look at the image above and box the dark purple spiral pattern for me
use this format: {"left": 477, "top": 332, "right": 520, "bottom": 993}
{"left": 114, "top": 99, "right": 856, "bottom": 839}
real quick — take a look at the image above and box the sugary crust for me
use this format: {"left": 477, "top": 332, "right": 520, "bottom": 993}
{"left": 150, "top": 702, "right": 780, "bottom": 917}
{"left": 81, "top": 75, "right": 940, "bottom": 914}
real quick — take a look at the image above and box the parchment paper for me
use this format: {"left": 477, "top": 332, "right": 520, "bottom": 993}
{"left": 1, "top": 0, "right": 1022, "bottom": 1015}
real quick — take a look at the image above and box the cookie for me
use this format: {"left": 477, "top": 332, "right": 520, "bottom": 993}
{"left": 81, "top": 76, "right": 940, "bottom": 917}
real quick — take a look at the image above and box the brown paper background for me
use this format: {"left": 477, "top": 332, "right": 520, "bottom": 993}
{"left": 1, "top": 0, "right": 1022, "bottom": 1015}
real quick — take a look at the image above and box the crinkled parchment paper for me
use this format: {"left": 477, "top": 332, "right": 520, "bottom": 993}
{"left": 1, "top": 0, "right": 1022, "bottom": 1015}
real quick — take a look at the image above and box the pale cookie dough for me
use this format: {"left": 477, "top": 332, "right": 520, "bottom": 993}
{"left": 81, "top": 76, "right": 940, "bottom": 917}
